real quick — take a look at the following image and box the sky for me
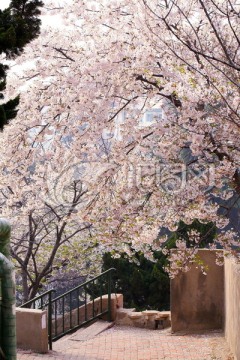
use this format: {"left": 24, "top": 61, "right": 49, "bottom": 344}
{"left": 0, "top": 0, "right": 10, "bottom": 10}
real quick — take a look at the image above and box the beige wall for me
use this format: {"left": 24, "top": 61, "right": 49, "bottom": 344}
{"left": 171, "top": 250, "right": 224, "bottom": 332}
{"left": 224, "top": 256, "right": 240, "bottom": 360}
{"left": 16, "top": 308, "right": 48, "bottom": 353}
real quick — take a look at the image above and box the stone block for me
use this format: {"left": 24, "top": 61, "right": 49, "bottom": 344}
{"left": 16, "top": 308, "right": 48, "bottom": 353}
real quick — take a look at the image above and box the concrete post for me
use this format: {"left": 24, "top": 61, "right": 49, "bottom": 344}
{"left": 0, "top": 219, "right": 16, "bottom": 360}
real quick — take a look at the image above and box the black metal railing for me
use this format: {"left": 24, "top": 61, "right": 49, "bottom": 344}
{"left": 20, "top": 268, "right": 115, "bottom": 349}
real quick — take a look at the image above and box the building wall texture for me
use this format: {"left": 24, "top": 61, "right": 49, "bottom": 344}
{"left": 171, "top": 250, "right": 224, "bottom": 332}
{"left": 224, "top": 256, "right": 240, "bottom": 360}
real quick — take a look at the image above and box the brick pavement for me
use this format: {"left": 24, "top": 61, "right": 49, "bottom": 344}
{"left": 17, "top": 326, "right": 234, "bottom": 360}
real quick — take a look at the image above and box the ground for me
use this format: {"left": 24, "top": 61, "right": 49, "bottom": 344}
{"left": 17, "top": 325, "right": 234, "bottom": 360}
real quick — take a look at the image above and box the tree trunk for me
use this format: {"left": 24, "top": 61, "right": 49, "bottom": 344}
{"left": 21, "top": 268, "right": 29, "bottom": 303}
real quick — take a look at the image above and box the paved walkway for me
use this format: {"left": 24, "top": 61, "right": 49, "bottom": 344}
{"left": 17, "top": 326, "right": 234, "bottom": 360}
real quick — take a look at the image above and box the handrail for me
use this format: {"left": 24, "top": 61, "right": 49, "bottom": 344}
{"left": 20, "top": 289, "right": 56, "bottom": 308}
{"left": 20, "top": 268, "right": 116, "bottom": 350}
{"left": 53, "top": 268, "right": 116, "bottom": 301}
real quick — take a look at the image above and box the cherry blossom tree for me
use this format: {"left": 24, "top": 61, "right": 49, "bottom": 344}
{"left": 3, "top": 179, "right": 103, "bottom": 302}
{"left": 0, "top": 0, "right": 239, "bottom": 283}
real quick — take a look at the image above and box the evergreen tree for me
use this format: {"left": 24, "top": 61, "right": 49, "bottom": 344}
{"left": 101, "top": 252, "right": 170, "bottom": 311}
{"left": 0, "top": 0, "right": 43, "bottom": 130}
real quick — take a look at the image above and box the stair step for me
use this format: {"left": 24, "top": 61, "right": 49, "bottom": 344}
{"left": 128, "top": 312, "right": 143, "bottom": 319}
{"left": 117, "top": 307, "right": 136, "bottom": 313}
{"left": 69, "top": 320, "right": 114, "bottom": 342}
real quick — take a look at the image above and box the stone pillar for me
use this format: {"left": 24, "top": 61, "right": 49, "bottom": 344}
{"left": 0, "top": 219, "right": 16, "bottom": 360}
{"left": 171, "top": 250, "right": 224, "bottom": 332}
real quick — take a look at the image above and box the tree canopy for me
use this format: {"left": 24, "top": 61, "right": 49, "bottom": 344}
{"left": 0, "top": 0, "right": 239, "bottom": 289}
